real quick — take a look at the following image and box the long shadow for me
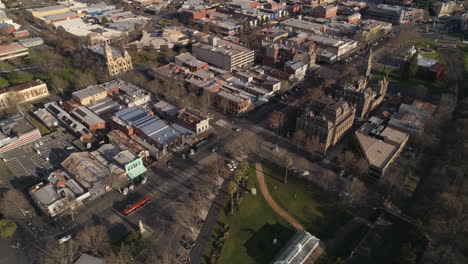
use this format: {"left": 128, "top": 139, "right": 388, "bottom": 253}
{"left": 243, "top": 223, "right": 295, "bottom": 264}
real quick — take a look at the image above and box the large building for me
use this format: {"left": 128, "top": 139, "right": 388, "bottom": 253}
{"left": 296, "top": 96, "right": 355, "bottom": 152}
{"left": 29, "top": 170, "right": 90, "bottom": 217}
{"left": 355, "top": 117, "right": 409, "bottom": 178}
{"left": 388, "top": 100, "right": 436, "bottom": 135}
{"left": 176, "top": 108, "right": 211, "bottom": 136}
{"left": 363, "top": 4, "right": 424, "bottom": 24}
{"left": 433, "top": 1, "right": 463, "bottom": 18}
{"left": 306, "top": 34, "right": 358, "bottom": 60}
{"left": 0, "top": 42, "right": 29, "bottom": 61}
{"left": 0, "top": 80, "right": 49, "bottom": 109}
{"left": 88, "top": 44, "right": 133, "bottom": 77}
{"left": 192, "top": 37, "right": 254, "bottom": 71}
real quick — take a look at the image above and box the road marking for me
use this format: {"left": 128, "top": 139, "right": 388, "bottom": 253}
{"left": 6, "top": 158, "right": 30, "bottom": 177}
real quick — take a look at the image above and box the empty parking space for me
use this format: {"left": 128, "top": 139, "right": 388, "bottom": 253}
{"left": 5, "top": 158, "right": 31, "bottom": 177}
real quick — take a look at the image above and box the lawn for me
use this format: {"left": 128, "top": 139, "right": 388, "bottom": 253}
{"left": 373, "top": 69, "right": 445, "bottom": 95}
{"left": 262, "top": 164, "right": 353, "bottom": 241}
{"left": 203, "top": 165, "right": 295, "bottom": 264}
{"left": 29, "top": 118, "right": 51, "bottom": 135}
{"left": 458, "top": 44, "right": 468, "bottom": 73}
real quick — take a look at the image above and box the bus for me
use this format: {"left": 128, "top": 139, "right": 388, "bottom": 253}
{"left": 123, "top": 195, "right": 151, "bottom": 215}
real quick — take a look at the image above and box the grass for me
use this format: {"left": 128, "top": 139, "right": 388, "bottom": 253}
{"left": 130, "top": 50, "right": 163, "bottom": 67}
{"left": 202, "top": 165, "right": 295, "bottom": 264}
{"left": 400, "top": 39, "right": 444, "bottom": 63}
{"left": 458, "top": 44, "right": 468, "bottom": 73}
{"left": 29, "top": 118, "right": 51, "bottom": 135}
{"left": 262, "top": 164, "right": 353, "bottom": 241}
{"left": 373, "top": 69, "right": 445, "bottom": 95}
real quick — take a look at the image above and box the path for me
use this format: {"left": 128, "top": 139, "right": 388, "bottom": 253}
{"left": 255, "top": 162, "right": 304, "bottom": 231}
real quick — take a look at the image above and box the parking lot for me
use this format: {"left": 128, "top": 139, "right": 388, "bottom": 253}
{"left": 2, "top": 131, "right": 77, "bottom": 179}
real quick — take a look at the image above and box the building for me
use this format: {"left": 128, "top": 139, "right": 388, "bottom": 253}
{"left": 0, "top": 80, "right": 49, "bottom": 109}
{"left": 335, "top": 76, "right": 388, "bottom": 119}
{"left": 113, "top": 150, "right": 147, "bottom": 180}
{"left": 29, "top": 170, "right": 90, "bottom": 217}
{"left": 107, "top": 129, "right": 149, "bottom": 159}
{"left": 45, "top": 102, "right": 92, "bottom": 140}
{"left": 74, "top": 254, "right": 105, "bottom": 264}
{"left": 433, "top": 1, "right": 463, "bottom": 18}
{"left": 192, "top": 37, "right": 254, "bottom": 71}
{"left": 214, "top": 89, "right": 252, "bottom": 116}
{"left": 27, "top": 5, "right": 71, "bottom": 19}
{"left": 355, "top": 117, "right": 409, "bottom": 178}
{"left": 272, "top": 230, "right": 321, "bottom": 264}
{"left": 0, "top": 115, "right": 41, "bottom": 154}
{"left": 176, "top": 108, "right": 210, "bottom": 136}
{"left": 296, "top": 96, "right": 355, "bottom": 151}
{"left": 18, "top": 37, "right": 44, "bottom": 47}
{"left": 314, "top": 5, "right": 338, "bottom": 18}
{"left": 307, "top": 34, "right": 358, "bottom": 59}
{"left": 34, "top": 108, "right": 59, "bottom": 128}
{"left": 130, "top": 27, "right": 190, "bottom": 51}
{"left": 70, "top": 105, "right": 106, "bottom": 131}
{"left": 107, "top": 79, "right": 151, "bottom": 107}
{"left": 280, "top": 18, "right": 324, "bottom": 34}
{"left": 61, "top": 152, "right": 113, "bottom": 199}
{"left": 72, "top": 85, "right": 108, "bottom": 105}
{"left": 0, "top": 42, "right": 29, "bottom": 61}
{"left": 53, "top": 18, "right": 125, "bottom": 46}
{"left": 111, "top": 106, "right": 193, "bottom": 153}
{"left": 88, "top": 44, "right": 133, "bottom": 77}
{"left": 363, "top": 4, "right": 424, "bottom": 24}
{"left": 153, "top": 100, "right": 179, "bottom": 121}
{"left": 388, "top": 100, "right": 436, "bottom": 135}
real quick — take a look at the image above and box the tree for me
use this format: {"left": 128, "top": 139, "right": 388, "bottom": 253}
{"left": 305, "top": 136, "right": 322, "bottom": 154}
{"left": 0, "top": 77, "right": 9, "bottom": 88}
{"left": 76, "top": 225, "right": 110, "bottom": 255}
{"left": 0, "top": 189, "right": 31, "bottom": 219}
{"left": 268, "top": 110, "right": 286, "bottom": 132}
{"left": 104, "top": 244, "right": 134, "bottom": 264}
{"left": 343, "top": 179, "right": 366, "bottom": 206}
{"left": 101, "top": 17, "right": 109, "bottom": 25}
{"left": 224, "top": 131, "right": 257, "bottom": 159}
{"left": 338, "top": 151, "right": 357, "bottom": 170}
{"left": 397, "top": 243, "right": 417, "bottom": 264}
{"left": 42, "top": 240, "right": 80, "bottom": 264}
{"left": 283, "top": 157, "right": 293, "bottom": 183}
{"left": 239, "top": 160, "right": 250, "bottom": 186}
{"left": 50, "top": 74, "right": 68, "bottom": 94}
{"left": 74, "top": 71, "right": 96, "bottom": 90}
{"left": 408, "top": 51, "right": 419, "bottom": 79}
{"left": 293, "top": 129, "right": 307, "bottom": 150}
{"left": 233, "top": 170, "right": 243, "bottom": 200}
{"left": 0, "top": 219, "right": 17, "bottom": 238}
{"left": 228, "top": 181, "right": 237, "bottom": 214}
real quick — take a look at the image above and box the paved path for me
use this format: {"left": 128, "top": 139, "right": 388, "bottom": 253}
{"left": 255, "top": 163, "right": 304, "bottom": 231}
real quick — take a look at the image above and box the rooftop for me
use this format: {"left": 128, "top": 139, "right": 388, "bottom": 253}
{"left": 72, "top": 85, "right": 106, "bottom": 100}
{"left": 272, "top": 230, "right": 320, "bottom": 264}
{"left": 0, "top": 42, "right": 27, "bottom": 56}
{"left": 61, "top": 152, "right": 110, "bottom": 190}
{"left": 71, "top": 106, "right": 105, "bottom": 126}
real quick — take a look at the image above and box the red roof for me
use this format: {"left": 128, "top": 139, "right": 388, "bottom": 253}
{"left": 0, "top": 42, "right": 27, "bottom": 56}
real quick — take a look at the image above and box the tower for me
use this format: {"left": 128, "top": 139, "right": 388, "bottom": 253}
{"left": 362, "top": 48, "right": 373, "bottom": 79}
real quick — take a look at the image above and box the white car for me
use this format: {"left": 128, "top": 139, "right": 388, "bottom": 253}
{"left": 58, "top": 235, "right": 72, "bottom": 244}
{"left": 36, "top": 149, "right": 41, "bottom": 154}
{"left": 39, "top": 141, "right": 44, "bottom": 146}
{"left": 338, "top": 169, "right": 345, "bottom": 177}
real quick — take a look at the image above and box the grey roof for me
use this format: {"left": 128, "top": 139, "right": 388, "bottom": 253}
{"left": 272, "top": 230, "right": 320, "bottom": 264}
{"left": 88, "top": 44, "right": 122, "bottom": 58}
{"left": 71, "top": 106, "right": 105, "bottom": 126}
{"left": 43, "top": 11, "right": 78, "bottom": 21}
{"left": 72, "top": 85, "right": 106, "bottom": 100}
{"left": 97, "top": 144, "right": 121, "bottom": 161}
{"left": 114, "top": 106, "right": 149, "bottom": 125}
{"left": 74, "top": 254, "right": 105, "bottom": 264}
{"left": 29, "top": 5, "right": 68, "bottom": 13}
{"left": 113, "top": 150, "right": 136, "bottom": 165}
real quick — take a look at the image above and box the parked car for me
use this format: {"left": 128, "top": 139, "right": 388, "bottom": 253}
{"left": 232, "top": 127, "right": 241, "bottom": 132}
{"left": 189, "top": 149, "right": 195, "bottom": 155}
{"left": 166, "top": 161, "right": 172, "bottom": 168}
{"left": 338, "top": 169, "right": 345, "bottom": 177}
{"left": 181, "top": 153, "right": 187, "bottom": 160}
{"left": 58, "top": 235, "right": 72, "bottom": 244}
{"left": 210, "top": 147, "right": 217, "bottom": 152}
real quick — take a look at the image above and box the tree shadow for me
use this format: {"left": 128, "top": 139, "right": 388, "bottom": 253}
{"left": 243, "top": 223, "right": 295, "bottom": 263}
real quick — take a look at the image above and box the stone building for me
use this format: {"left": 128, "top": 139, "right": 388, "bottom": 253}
{"left": 335, "top": 50, "right": 388, "bottom": 119}
{"left": 296, "top": 96, "right": 355, "bottom": 152}
{"left": 0, "top": 80, "right": 49, "bottom": 109}
{"left": 88, "top": 43, "right": 133, "bottom": 77}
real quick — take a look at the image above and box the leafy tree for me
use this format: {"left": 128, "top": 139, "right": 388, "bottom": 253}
{"left": 0, "top": 219, "right": 17, "bottom": 238}
{"left": 397, "top": 243, "right": 417, "bottom": 264}
{"left": 105, "top": 244, "right": 133, "bottom": 264}
{"left": 0, "top": 77, "right": 9, "bottom": 88}
{"left": 283, "top": 157, "right": 293, "bottom": 183}
{"left": 228, "top": 181, "right": 237, "bottom": 214}
{"left": 7, "top": 71, "right": 33, "bottom": 85}
{"left": 408, "top": 51, "right": 419, "bottom": 78}
{"left": 101, "top": 17, "right": 109, "bottom": 25}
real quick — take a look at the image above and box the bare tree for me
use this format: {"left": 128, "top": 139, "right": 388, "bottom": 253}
{"left": 342, "top": 179, "right": 366, "bottom": 206}
{"left": 0, "top": 189, "right": 31, "bottom": 219}
{"left": 42, "top": 240, "right": 80, "bottom": 264}
{"left": 224, "top": 130, "right": 257, "bottom": 159}
{"left": 338, "top": 151, "right": 357, "bottom": 170}
{"left": 76, "top": 225, "right": 110, "bottom": 255}
{"left": 104, "top": 244, "right": 134, "bottom": 264}
{"left": 268, "top": 110, "right": 286, "bottom": 131}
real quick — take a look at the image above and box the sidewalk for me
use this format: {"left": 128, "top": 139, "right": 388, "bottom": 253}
{"left": 255, "top": 162, "right": 304, "bottom": 231}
